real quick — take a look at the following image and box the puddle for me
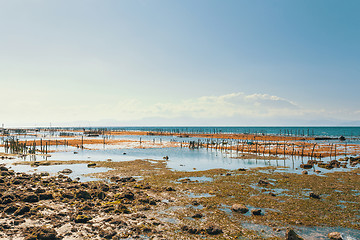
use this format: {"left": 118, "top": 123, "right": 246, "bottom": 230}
{"left": 295, "top": 226, "right": 360, "bottom": 240}
{"left": 249, "top": 184, "right": 291, "bottom": 197}
{"left": 351, "top": 190, "right": 360, "bottom": 196}
{"left": 220, "top": 204, "right": 268, "bottom": 216}
{"left": 157, "top": 206, "right": 184, "bottom": 224}
{"left": 132, "top": 175, "right": 144, "bottom": 181}
{"left": 241, "top": 223, "right": 282, "bottom": 238}
{"left": 163, "top": 206, "right": 184, "bottom": 212}
{"left": 241, "top": 223, "right": 360, "bottom": 240}
{"left": 186, "top": 192, "right": 215, "bottom": 198}
{"left": 219, "top": 204, "right": 232, "bottom": 214}
{"left": 186, "top": 204, "right": 204, "bottom": 210}
{"left": 337, "top": 204, "right": 347, "bottom": 209}
{"left": 184, "top": 216, "right": 206, "bottom": 222}
{"left": 8, "top": 163, "right": 112, "bottom": 182}
{"left": 339, "top": 200, "right": 359, "bottom": 204}
{"left": 158, "top": 217, "right": 179, "bottom": 224}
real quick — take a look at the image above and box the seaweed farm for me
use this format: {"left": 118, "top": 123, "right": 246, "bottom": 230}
{"left": 0, "top": 127, "right": 359, "bottom": 239}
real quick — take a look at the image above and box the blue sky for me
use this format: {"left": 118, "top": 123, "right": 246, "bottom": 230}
{"left": 0, "top": 0, "right": 359, "bottom": 127}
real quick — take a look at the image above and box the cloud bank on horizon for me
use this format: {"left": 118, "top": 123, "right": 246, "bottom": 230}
{"left": 2, "top": 91, "right": 359, "bottom": 127}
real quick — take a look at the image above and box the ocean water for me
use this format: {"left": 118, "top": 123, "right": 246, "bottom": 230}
{"left": 2, "top": 126, "right": 360, "bottom": 181}
{"left": 81, "top": 126, "right": 360, "bottom": 138}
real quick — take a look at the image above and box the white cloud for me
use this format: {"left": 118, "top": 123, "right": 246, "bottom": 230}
{"left": 2, "top": 91, "right": 357, "bottom": 127}
{"left": 108, "top": 92, "right": 302, "bottom": 120}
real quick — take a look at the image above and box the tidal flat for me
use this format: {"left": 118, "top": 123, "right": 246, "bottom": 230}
{"left": 0, "top": 128, "right": 359, "bottom": 239}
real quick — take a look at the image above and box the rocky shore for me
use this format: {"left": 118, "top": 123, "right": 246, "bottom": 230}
{"left": 1, "top": 157, "right": 359, "bottom": 239}
{"left": 0, "top": 165, "right": 180, "bottom": 240}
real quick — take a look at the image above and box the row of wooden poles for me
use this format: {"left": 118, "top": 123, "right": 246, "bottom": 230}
{"left": 3, "top": 138, "right": 72, "bottom": 155}
{"left": 186, "top": 139, "right": 343, "bottom": 159}
{"left": 105, "top": 127, "right": 317, "bottom": 136}
{"left": 3, "top": 134, "right": 110, "bottom": 154}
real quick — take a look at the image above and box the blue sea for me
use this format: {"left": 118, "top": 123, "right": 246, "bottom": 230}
{"left": 82, "top": 126, "right": 360, "bottom": 138}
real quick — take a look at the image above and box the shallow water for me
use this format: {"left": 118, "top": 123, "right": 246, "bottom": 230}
{"left": 8, "top": 164, "right": 111, "bottom": 182}
{"left": 186, "top": 192, "right": 215, "bottom": 198}
{"left": 241, "top": 222, "right": 360, "bottom": 239}
{"left": 2, "top": 129, "right": 359, "bottom": 182}
{"left": 4, "top": 145, "right": 358, "bottom": 175}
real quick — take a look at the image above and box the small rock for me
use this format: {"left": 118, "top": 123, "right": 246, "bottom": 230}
{"left": 110, "top": 176, "right": 120, "bottom": 182}
{"left": 191, "top": 200, "right": 200, "bottom": 206}
{"left": 309, "top": 192, "right": 321, "bottom": 199}
{"left": 75, "top": 215, "right": 92, "bottom": 223}
{"left": 14, "top": 205, "right": 30, "bottom": 216}
{"left": 328, "top": 232, "right": 343, "bottom": 240}
{"left": 251, "top": 208, "right": 262, "bottom": 216}
{"left": 181, "top": 226, "right": 200, "bottom": 234}
{"left": 100, "top": 184, "right": 110, "bottom": 192}
{"left": 258, "top": 179, "right": 270, "bottom": 186}
{"left": 205, "top": 225, "right": 223, "bottom": 235}
{"left": 302, "top": 170, "right": 308, "bottom": 175}
{"left": 115, "top": 204, "right": 131, "bottom": 214}
{"left": 231, "top": 204, "right": 249, "bottom": 213}
{"left": 13, "top": 218, "right": 25, "bottom": 225}
{"left": 192, "top": 213, "right": 203, "bottom": 218}
{"left": 24, "top": 226, "right": 61, "bottom": 240}
{"left": 80, "top": 204, "right": 92, "bottom": 211}
{"left": 96, "top": 191, "right": 106, "bottom": 199}
{"left": 0, "top": 166, "right": 8, "bottom": 171}
{"left": 62, "top": 192, "right": 74, "bottom": 199}
{"left": 1, "top": 194, "right": 15, "bottom": 204}
{"left": 118, "top": 176, "right": 136, "bottom": 182}
{"left": 119, "top": 190, "right": 134, "bottom": 200}
{"left": 300, "top": 164, "right": 313, "bottom": 169}
{"left": 100, "top": 229, "right": 117, "bottom": 239}
{"left": 59, "top": 169, "right": 73, "bottom": 174}
{"left": 285, "top": 228, "right": 304, "bottom": 240}
{"left": 4, "top": 205, "right": 18, "bottom": 214}
{"left": 39, "top": 193, "right": 54, "bottom": 200}
{"left": 35, "top": 188, "right": 46, "bottom": 194}
{"left": 76, "top": 190, "right": 92, "bottom": 200}
{"left": 165, "top": 186, "right": 175, "bottom": 191}
{"left": 22, "top": 194, "right": 39, "bottom": 203}
{"left": 87, "top": 163, "right": 96, "bottom": 167}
